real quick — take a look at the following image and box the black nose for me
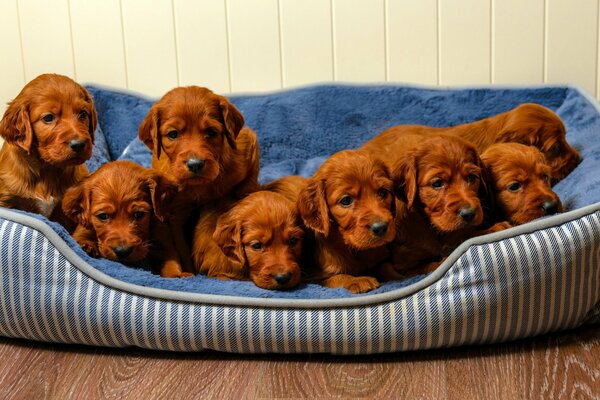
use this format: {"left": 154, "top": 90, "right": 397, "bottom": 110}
{"left": 113, "top": 246, "right": 133, "bottom": 259}
{"left": 273, "top": 272, "right": 292, "bottom": 285}
{"left": 542, "top": 200, "right": 559, "bottom": 215}
{"left": 459, "top": 207, "right": 476, "bottom": 223}
{"left": 370, "top": 221, "right": 388, "bottom": 237}
{"left": 186, "top": 158, "right": 205, "bottom": 174}
{"left": 69, "top": 139, "right": 87, "bottom": 153}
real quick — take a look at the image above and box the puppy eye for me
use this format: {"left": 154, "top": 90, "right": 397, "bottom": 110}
{"left": 96, "top": 213, "right": 109, "bottom": 221}
{"left": 507, "top": 182, "right": 522, "bottom": 192}
{"left": 543, "top": 175, "right": 551, "bottom": 184}
{"left": 206, "top": 129, "right": 218, "bottom": 138}
{"left": 42, "top": 114, "right": 55, "bottom": 123}
{"left": 250, "top": 242, "right": 263, "bottom": 251}
{"left": 167, "top": 130, "right": 179, "bottom": 140}
{"left": 339, "top": 195, "right": 354, "bottom": 207}
{"left": 133, "top": 211, "right": 146, "bottom": 220}
{"left": 550, "top": 143, "right": 561, "bottom": 154}
{"left": 431, "top": 179, "right": 444, "bottom": 189}
{"left": 466, "top": 174, "right": 478, "bottom": 184}
{"left": 289, "top": 237, "right": 298, "bottom": 246}
{"left": 377, "top": 188, "right": 389, "bottom": 198}
{"left": 78, "top": 110, "right": 88, "bottom": 120}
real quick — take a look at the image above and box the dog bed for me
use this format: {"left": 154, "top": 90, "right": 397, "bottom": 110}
{"left": 0, "top": 83, "right": 599, "bottom": 354}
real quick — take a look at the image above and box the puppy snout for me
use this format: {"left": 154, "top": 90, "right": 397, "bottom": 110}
{"left": 186, "top": 158, "right": 205, "bottom": 174}
{"left": 113, "top": 245, "right": 134, "bottom": 259}
{"left": 69, "top": 139, "right": 87, "bottom": 154}
{"left": 458, "top": 206, "right": 477, "bottom": 223}
{"left": 369, "top": 221, "right": 388, "bottom": 237}
{"left": 273, "top": 272, "right": 292, "bottom": 285}
{"left": 541, "top": 200, "right": 559, "bottom": 215}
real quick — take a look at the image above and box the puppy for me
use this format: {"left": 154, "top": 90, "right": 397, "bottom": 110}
{"left": 363, "top": 134, "right": 508, "bottom": 280}
{"left": 0, "top": 74, "right": 97, "bottom": 225}
{"left": 62, "top": 161, "right": 186, "bottom": 276}
{"left": 481, "top": 143, "right": 563, "bottom": 225}
{"left": 367, "top": 103, "right": 580, "bottom": 182}
{"left": 192, "top": 186, "right": 304, "bottom": 290}
{"left": 139, "top": 86, "right": 260, "bottom": 276}
{"left": 297, "top": 150, "right": 396, "bottom": 294}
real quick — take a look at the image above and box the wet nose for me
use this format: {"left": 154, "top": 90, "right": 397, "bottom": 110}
{"left": 273, "top": 272, "right": 292, "bottom": 285}
{"left": 186, "top": 158, "right": 205, "bottom": 174}
{"left": 369, "top": 221, "right": 388, "bottom": 237}
{"left": 113, "top": 245, "right": 133, "bottom": 259}
{"left": 69, "top": 139, "right": 87, "bottom": 154}
{"left": 541, "top": 200, "right": 559, "bottom": 215}
{"left": 458, "top": 206, "right": 477, "bottom": 223}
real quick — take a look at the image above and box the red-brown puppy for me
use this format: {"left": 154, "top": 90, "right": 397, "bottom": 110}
{"left": 369, "top": 103, "right": 579, "bottom": 182}
{"left": 363, "top": 134, "right": 508, "bottom": 279}
{"left": 0, "top": 74, "right": 97, "bottom": 225}
{"left": 192, "top": 179, "right": 305, "bottom": 290}
{"left": 139, "top": 86, "right": 260, "bottom": 277}
{"left": 481, "top": 143, "right": 563, "bottom": 225}
{"left": 62, "top": 161, "right": 185, "bottom": 275}
{"left": 297, "top": 150, "right": 396, "bottom": 294}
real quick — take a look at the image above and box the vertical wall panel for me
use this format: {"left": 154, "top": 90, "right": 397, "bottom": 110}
{"left": 332, "top": 0, "right": 385, "bottom": 82}
{"left": 227, "top": 0, "right": 282, "bottom": 92}
{"left": 0, "top": 0, "right": 25, "bottom": 113}
{"left": 439, "top": 0, "right": 491, "bottom": 85}
{"left": 386, "top": 0, "right": 438, "bottom": 85}
{"left": 18, "top": 0, "right": 75, "bottom": 81}
{"left": 279, "top": 0, "right": 333, "bottom": 88}
{"left": 546, "top": 0, "right": 598, "bottom": 96}
{"left": 69, "top": 0, "right": 127, "bottom": 88}
{"left": 121, "top": 0, "right": 178, "bottom": 97}
{"left": 174, "top": 0, "right": 230, "bottom": 93}
{"left": 493, "top": 0, "right": 544, "bottom": 84}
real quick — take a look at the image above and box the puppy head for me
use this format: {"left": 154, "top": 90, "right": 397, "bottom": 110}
{"left": 213, "top": 191, "right": 304, "bottom": 290}
{"left": 138, "top": 86, "right": 244, "bottom": 185}
{"left": 62, "top": 161, "right": 178, "bottom": 264}
{"left": 481, "top": 143, "right": 563, "bottom": 225}
{"left": 298, "top": 150, "right": 396, "bottom": 250}
{"left": 393, "top": 135, "right": 486, "bottom": 233}
{"left": 499, "top": 103, "right": 580, "bottom": 181}
{"left": 0, "top": 74, "right": 96, "bottom": 166}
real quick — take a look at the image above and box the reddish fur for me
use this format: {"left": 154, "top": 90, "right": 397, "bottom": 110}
{"left": 192, "top": 184, "right": 304, "bottom": 290}
{"left": 481, "top": 143, "right": 563, "bottom": 225}
{"left": 62, "top": 161, "right": 184, "bottom": 276}
{"left": 297, "top": 150, "right": 396, "bottom": 294}
{"left": 138, "top": 86, "right": 260, "bottom": 276}
{"left": 365, "top": 103, "right": 580, "bottom": 182}
{"left": 0, "top": 74, "right": 97, "bottom": 227}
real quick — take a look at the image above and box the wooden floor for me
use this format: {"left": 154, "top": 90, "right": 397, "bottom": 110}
{"left": 0, "top": 325, "right": 598, "bottom": 399}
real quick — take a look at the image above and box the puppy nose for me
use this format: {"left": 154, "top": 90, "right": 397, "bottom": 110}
{"left": 369, "top": 221, "right": 388, "bottom": 237}
{"left": 458, "top": 207, "right": 477, "bottom": 223}
{"left": 542, "top": 200, "right": 559, "bottom": 215}
{"left": 69, "top": 139, "right": 87, "bottom": 153}
{"left": 113, "top": 245, "right": 133, "bottom": 259}
{"left": 186, "top": 158, "right": 205, "bottom": 174}
{"left": 273, "top": 272, "right": 292, "bottom": 285}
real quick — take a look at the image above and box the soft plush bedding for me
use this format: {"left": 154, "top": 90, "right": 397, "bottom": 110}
{"left": 0, "top": 83, "right": 599, "bottom": 353}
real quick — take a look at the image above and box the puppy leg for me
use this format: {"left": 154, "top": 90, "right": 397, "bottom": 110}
{"left": 170, "top": 212, "right": 194, "bottom": 273}
{"left": 476, "top": 221, "right": 512, "bottom": 236}
{"left": 152, "top": 222, "right": 193, "bottom": 278}
{"left": 321, "top": 274, "right": 379, "bottom": 294}
{"left": 72, "top": 225, "right": 100, "bottom": 258}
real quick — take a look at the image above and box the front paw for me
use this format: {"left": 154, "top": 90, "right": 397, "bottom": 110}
{"left": 344, "top": 276, "right": 380, "bottom": 294}
{"left": 79, "top": 240, "right": 100, "bottom": 258}
{"left": 487, "top": 221, "right": 512, "bottom": 233}
{"left": 160, "top": 260, "right": 194, "bottom": 278}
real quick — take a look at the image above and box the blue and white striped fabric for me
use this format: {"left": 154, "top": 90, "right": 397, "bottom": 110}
{"left": 0, "top": 205, "right": 598, "bottom": 354}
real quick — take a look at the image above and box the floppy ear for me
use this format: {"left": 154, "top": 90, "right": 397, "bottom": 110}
{"left": 138, "top": 105, "right": 162, "bottom": 159}
{"left": 392, "top": 154, "right": 418, "bottom": 209}
{"left": 219, "top": 97, "right": 244, "bottom": 150}
{"left": 475, "top": 152, "right": 496, "bottom": 215}
{"left": 297, "top": 179, "right": 330, "bottom": 236}
{"left": 146, "top": 172, "right": 179, "bottom": 222}
{"left": 62, "top": 182, "right": 92, "bottom": 229}
{"left": 0, "top": 99, "right": 34, "bottom": 154}
{"left": 82, "top": 88, "right": 98, "bottom": 141}
{"left": 213, "top": 210, "right": 245, "bottom": 266}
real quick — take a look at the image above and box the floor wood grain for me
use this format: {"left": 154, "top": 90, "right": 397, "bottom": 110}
{"left": 0, "top": 326, "right": 597, "bottom": 399}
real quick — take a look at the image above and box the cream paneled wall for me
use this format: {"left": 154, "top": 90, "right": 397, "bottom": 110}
{"left": 2, "top": 0, "right": 600, "bottom": 113}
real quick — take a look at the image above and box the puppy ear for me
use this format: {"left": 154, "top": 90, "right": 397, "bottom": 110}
{"left": 297, "top": 179, "right": 330, "bottom": 236}
{"left": 213, "top": 210, "right": 245, "bottom": 266}
{"left": 82, "top": 88, "right": 98, "bottom": 141}
{"left": 146, "top": 172, "right": 179, "bottom": 222}
{"left": 62, "top": 183, "right": 92, "bottom": 229}
{"left": 474, "top": 152, "right": 495, "bottom": 215}
{"left": 0, "top": 99, "right": 34, "bottom": 154}
{"left": 219, "top": 97, "right": 244, "bottom": 150}
{"left": 138, "top": 105, "right": 162, "bottom": 159}
{"left": 392, "top": 154, "right": 418, "bottom": 209}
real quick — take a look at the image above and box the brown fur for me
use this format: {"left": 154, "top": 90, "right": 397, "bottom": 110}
{"left": 0, "top": 74, "right": 97, "bottom": 227}
{"left": 481, "top": 143, "right": 563, "bottom": 225}
{"left": 365, "top": 103, "right": 580, "bottom": 182}
{"left": 138, "top": 86, "right": 260, "bottom": 276}
{"left": 62, "top": 161, "right": 184, "bottom": 275}
{"left": 297, "top": 150, "right": 396, "bottom": 294}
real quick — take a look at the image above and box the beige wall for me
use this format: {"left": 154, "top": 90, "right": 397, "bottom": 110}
{"left": 1, "top": 0, "right": 600, "bottom": 113}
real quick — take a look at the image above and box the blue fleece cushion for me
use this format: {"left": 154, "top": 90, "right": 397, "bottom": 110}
{"left": 78, "top": 83, "right": 597, "bottom": 298}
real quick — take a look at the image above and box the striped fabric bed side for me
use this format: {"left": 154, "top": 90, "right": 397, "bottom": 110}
{"left": 0, "top": 211, "right": 599, "bottom": 354}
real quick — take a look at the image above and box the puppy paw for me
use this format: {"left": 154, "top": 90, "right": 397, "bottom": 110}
{"left": 79, "top": 241, "right": 100, "bottom": 258}
{"left": 487, "top": 221, "right": 513, "bottom": 233}
{"left": 160, "top": 260, "right": 194, "bottom": 278}
{"left": 344, "top": 276, "right": 380, "bottom": 294}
